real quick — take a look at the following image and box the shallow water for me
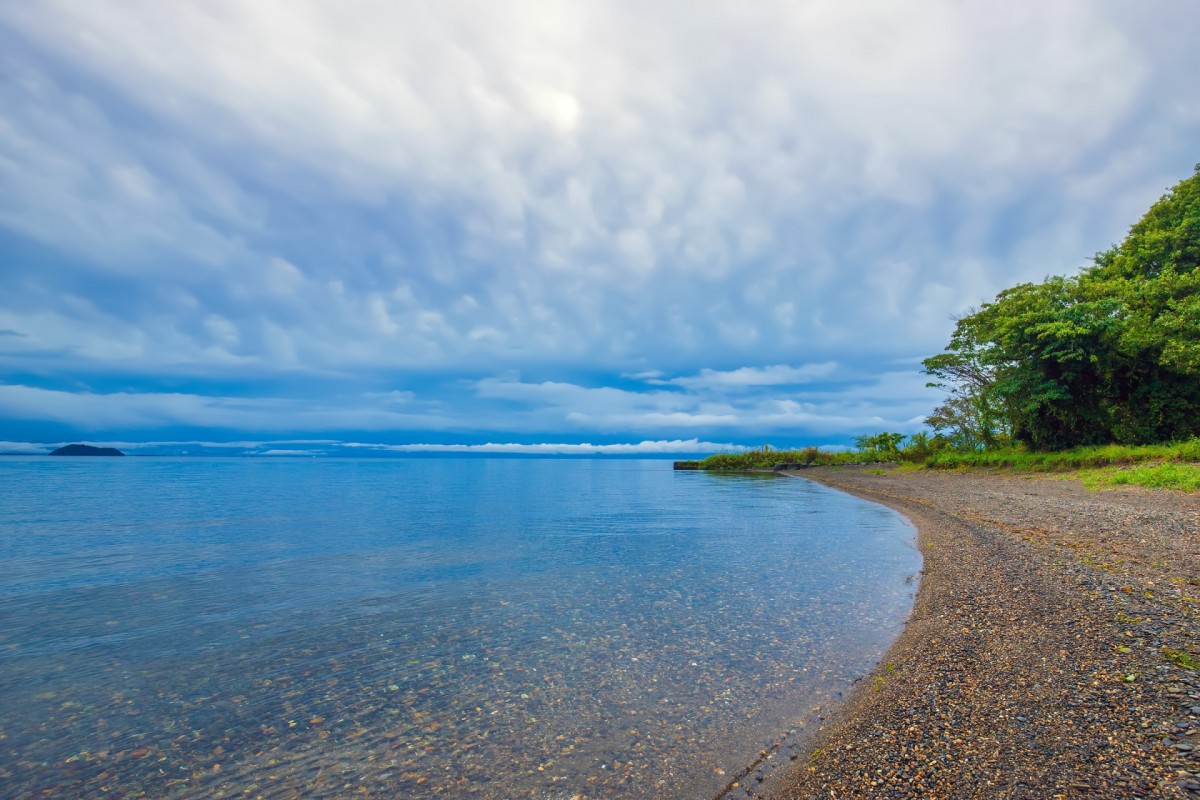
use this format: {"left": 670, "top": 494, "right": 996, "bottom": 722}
{"left": 0, "top": 457, "right": 918, "bottom": 799}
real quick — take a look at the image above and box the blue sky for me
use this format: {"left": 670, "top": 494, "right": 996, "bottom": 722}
{"left": 2, "top": 1, "right": 1199, "bottom": 455}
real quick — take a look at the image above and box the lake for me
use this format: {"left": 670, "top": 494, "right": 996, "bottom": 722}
{"left": 0, "top": 457, "right": 919, "bottom": 799}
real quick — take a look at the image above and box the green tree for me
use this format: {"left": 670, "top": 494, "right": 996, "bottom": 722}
{"left": 923, "top": 164, "right": 1200, "bottom": 450}
{"left": 971, "top": 278, "right": 1121, "bottom": 449}
{"left": 897, "top": 431, "right": 945, "bottom": 461}
{"left": 922, "top": 310, "right": 1007, "bottom": 450}
{"left": 855, "top": 432, "right": 906, "bottom": 459}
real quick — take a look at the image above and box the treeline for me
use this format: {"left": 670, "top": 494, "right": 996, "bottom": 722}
{"left": 698, "top": 445, "right": 855, "bottom": 470}
{"left": 697, "top": 433, "right": 939, "bottom": 470}
{"left": 696, "top": 436, "right": 1200, "bottom": 473}
{"left": 923, "top": 164, "right": 1200, "bottom": 451}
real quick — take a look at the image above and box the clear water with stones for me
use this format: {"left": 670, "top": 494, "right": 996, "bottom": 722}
{"left": 0, "top": 457, "right": 919, "bottom": 799}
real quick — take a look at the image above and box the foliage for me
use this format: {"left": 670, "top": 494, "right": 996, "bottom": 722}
{"left": 898, "top": 432, "right": 946, "bottom": 462}
{"left": 925, "top": 438, "right": 1200, "bottom": 471}
{"left": 924, "top": 165, "right": 1200, "bottom": 450}
{"left": 1163, "top": 647, "right": 1200, "bottom": 671}
{"left": 698, "top": 436, "right": 1200, "bottom": 493}
{"left": 1079, "top": 463, "right": 1200, "bottom": 492}
{"left": 854, "top": 431, "right": 906, "bottom": 460}
{"left": 699, "top": 446, "right": 857, "bottom": 470}
{"left": 698, "top": 432, "right": 949, "bottom": 470}
{"left": 922, "top": 313, "right": 1009, "bottom": 450}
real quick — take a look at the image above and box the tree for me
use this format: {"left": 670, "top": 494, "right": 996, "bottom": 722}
{"left": 923, "top": 164, "right": 1200, "bottom": 450}
{"left": 922, "top": 310, "right": 1007, "bottom": 450}
{"left": 971, "top": 278, "right": 1121, "bottom": 449}
{"left": 854, "top": 432, "right": 906, "bottom": 459}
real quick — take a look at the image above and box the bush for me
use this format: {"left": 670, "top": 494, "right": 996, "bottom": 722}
{"left": 699, "top": 447, "right": 857, "bottom": 470}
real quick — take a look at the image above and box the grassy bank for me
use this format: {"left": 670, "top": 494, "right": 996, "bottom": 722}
{"left": 1076, "top": 462, "right": 1200, "bottom": 492}
{"left": 925, "top": 439, "right": 1200, "bottom": 471}
{"left": 698, "top": 439, "right": 1200, "bottom": 491}
{"left": 698, "top": 447, "right": 860, "bottom": 470}
{"left": 926, "top": 441, "right": 1200, "bottom": 491}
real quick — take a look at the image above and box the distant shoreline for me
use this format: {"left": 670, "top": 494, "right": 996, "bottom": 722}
{"left": 48, "top": 443, "right": 124, "bottom": 456}
{"left": 762, "top": 466, "right": 1198, "bottom": 799}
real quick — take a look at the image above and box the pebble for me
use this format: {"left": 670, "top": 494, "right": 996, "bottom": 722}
{"left": 773, "top": 467, "right": 1200, "bottom": 800}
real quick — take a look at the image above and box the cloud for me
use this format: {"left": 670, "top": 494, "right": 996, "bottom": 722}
{"left": 0, "top": 384, "right": 454, "bottom": 432}
{"left": 0, "top": 437, "right": 743, "bottom": 457}
{"left": 0, "top": 3, "right": 1197, "bottom": 442}
{"left": 470, "top": 368, "right": 939, "bottom": 436}
{"left": 77, "top": 439, "right": 341, "bottom": 450}
{"left": 0, "top": 363, "right": 939, "bottom": 444}
{"left": 0, "top": 440, "right": 52, "bottom": 454}
{"left": 665, "top": 363, "right": 839, "bottom": 389}
{"left": 342, "top": 439, "right": 739, "bottom": 455}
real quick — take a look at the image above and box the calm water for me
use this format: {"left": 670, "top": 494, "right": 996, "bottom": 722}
{"left": 0, "top": 457, "right": 919, "bottom": 799}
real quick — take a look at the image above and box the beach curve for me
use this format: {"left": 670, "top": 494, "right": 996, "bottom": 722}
{"left": 752, "top": 466, "right": 1200, "bottom": 800}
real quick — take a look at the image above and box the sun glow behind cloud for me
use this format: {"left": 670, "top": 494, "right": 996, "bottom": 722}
{"left": 1, "top": 1, "right": 1198, "bottom": 447}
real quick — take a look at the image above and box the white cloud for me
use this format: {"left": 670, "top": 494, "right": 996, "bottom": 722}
{"left": 666, "top": 363, "right": 839, "bottom": 389}
{"left": 0, "top": 364, "right": 940, "bottom": 442}
{"left": 342, "top": 439, "right": 739, "bottom": 455}
{"left": 471, "top": 369, "right": 939, "bottom": 435}
{"left": 78, "top": 439, "right": 341, "bottom": 450}
{"left": 0, "top": 384, "right": 453, "bottom": 432}
{"left": 0, "top": 440, "right": 52, "bottom": 454}
{"left": 0, "top": 2, "right": 1197, "bottom": 440}
{"left": 0, "top": 0, "right": 1190, "bottom": 379}
{"left": 0, "top": 437, "right": 743, "bottom": 456}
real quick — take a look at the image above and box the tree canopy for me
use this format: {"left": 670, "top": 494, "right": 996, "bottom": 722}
{"left": 924, "top": 165, "right": 1200, "bottom": 451}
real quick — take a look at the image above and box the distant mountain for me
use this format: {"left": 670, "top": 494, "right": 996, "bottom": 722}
{"left": 48, "top": 444, "right": 125, "bottom": 456}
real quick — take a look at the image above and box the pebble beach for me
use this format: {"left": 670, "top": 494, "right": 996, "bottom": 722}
{"left": 763, "top": 466, "right": 1200, "bottom": 800}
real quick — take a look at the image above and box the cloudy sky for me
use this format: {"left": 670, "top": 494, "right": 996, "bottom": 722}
{"left": 2, "top": 1, "right": 1198, "bottom": 455}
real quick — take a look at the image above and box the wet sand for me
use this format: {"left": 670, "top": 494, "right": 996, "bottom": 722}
{"left": 760, "top": 466, "right": 1199, "bottom": 800}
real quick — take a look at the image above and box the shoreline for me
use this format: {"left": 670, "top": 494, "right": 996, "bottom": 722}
{"left": 756, "top": 466, "right": 1199, "bottom": 799}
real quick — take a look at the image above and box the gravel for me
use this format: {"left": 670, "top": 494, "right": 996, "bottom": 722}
{"left": 762, "top": 466, "right": 1199, "bottom": 800}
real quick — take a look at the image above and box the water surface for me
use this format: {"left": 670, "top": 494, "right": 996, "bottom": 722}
{"left": 0, "top": 457, "right": 918, "bottom": 799}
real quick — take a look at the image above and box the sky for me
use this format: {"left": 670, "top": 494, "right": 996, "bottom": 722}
{"left": 2, "top": 1, "right": 1199, "bottom": 456}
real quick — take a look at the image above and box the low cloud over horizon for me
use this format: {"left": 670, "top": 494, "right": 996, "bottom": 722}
{"left": 2, "top": 1, "right": 1198, "bottom": 447}
{"left": 0, "top": 360, "right": 936, "bottom": 448}
{"left": 1, "top": 437, "right": 748, "bottom": 457}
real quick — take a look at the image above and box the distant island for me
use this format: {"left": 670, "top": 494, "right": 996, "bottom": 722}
{"left": 48, "top": 444, "right": 125, "bottom": 457}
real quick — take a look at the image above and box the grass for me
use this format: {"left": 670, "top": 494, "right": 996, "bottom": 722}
{"left": 925, "top": 439, "right": 1200, "bottom": 471}
{"left": 695, "top": 438, "right": 1200, "bottom": 492}
{"left": 1163, "top": 647, "right": 1200, "bottom": 671}
{"left": 923, "top": 439, "right": 1200, "bottom": 492}
{"left": 1078, "top": 463, "right": 1200, "bottom": 492}
{"left": 871, "top": 662, "right": 899, "bottom": 692}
